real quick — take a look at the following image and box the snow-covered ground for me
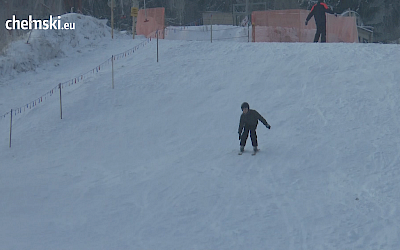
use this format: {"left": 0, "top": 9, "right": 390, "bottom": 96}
{"left": 1, "top": 13, "right": 400, "bottom": 250}
{"left": 164, "top": 24, "right": 251, "bottom": 42}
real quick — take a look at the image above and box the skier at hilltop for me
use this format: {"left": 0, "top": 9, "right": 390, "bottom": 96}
{"left": 305, "top": 0, "right": 337, "bottom": 43}
{"left": 238, "top": 102, "right": 271, "bottom": 155}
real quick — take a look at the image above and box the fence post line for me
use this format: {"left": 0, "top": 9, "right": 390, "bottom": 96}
{"left": 59, "top": 83, "right": 63, "bottom": 119}
{"left": 9, "top": 109, "right": 12, "bottom": 148}
{"left": 112, "top": 55, "right": 115, "bottom": 89}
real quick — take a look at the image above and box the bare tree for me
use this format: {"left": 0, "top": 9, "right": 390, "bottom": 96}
{"left": 167, "top": 0, "right": 185, "bottom": 24}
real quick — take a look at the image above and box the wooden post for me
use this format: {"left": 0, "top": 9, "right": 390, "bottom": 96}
{"left": 132, "top": 0, "right": 138, "bottom": 39}
{"left": 9, "top": 109, "right": 12, "bottom": 148}
{"left": 59, "top": 83, "right": 63, "bottom": 119}
{"left": 248, "top": 20, "right": 250, "bottom": 42}
{"left": 132, "top": 0, "right": 135, "bottom": 39}
{"left": 157, "top": 31, "right": 159, "bottom": 62}
{"left": 132, "top": 15, "right": 136, "bottom": 39}
{"left": 252, "top": 22, "right": 255, "bottom": 42}
{"left": 112, "top": 55, "right": 115, "bottom": 89}
{"left": 144, "top": 0, "right": 147, "bottom": 20}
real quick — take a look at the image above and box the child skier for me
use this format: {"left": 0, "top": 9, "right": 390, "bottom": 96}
{"left": 238, "top": 102, "right": 271, "bottom": 154}
{"left": 305, "top": 0, "right": 336, "bottom": 43}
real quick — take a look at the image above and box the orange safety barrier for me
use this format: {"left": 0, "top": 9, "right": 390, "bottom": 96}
{"left": 251, "top": 9, "right": 358, "bottom": 43}
{"left": 136, "top": 7, "right": 165, "bottom": 38}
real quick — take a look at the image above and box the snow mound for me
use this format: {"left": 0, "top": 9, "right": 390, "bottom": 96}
{"left": 0, "top": 14, "right": 113, "bottom": 77}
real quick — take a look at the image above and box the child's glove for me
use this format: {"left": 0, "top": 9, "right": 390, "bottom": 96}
{"left": 266, "top": 124, "right": 271, "bottom": 129}
{"left": 305, "top": 20, "right": 308, "bottom": 25}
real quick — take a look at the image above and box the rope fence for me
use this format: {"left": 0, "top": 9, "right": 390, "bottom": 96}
{"left": 162, "top": 17, "right": 251, "bottom": 43}
{"left": 1, "top": 38, "right": 152, "bottom": 147}
{"left": 163, "top": 26, "right": 251, "bottom": 43}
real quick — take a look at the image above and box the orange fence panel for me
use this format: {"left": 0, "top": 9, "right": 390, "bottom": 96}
{"left": 136, "top": 7, "right": 165, "bottom": 38}
{"left": 251, "top": 10, "right": 358, "bottom": 43}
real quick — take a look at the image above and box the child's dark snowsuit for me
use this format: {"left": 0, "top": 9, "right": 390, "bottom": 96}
{"left": 238, "top": 109, "right": 269, "bottom": 147}
{"left": 306, "top": 2, "right": 335, "bottom": 43}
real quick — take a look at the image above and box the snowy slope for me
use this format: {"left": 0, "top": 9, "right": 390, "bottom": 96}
{"left": 1, "top": 14, "right": 400, "bottom": 250}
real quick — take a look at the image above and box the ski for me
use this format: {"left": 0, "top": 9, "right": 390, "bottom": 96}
{"left": 238, "top": 149, "right": 259, "bottom": 155}
{"left": 251, "top": 148, "right": 260, "bottom": 156}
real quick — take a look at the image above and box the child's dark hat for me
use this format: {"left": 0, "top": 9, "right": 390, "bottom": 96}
{"left": 241, "top": 102, "right": 249, "bottom": 110}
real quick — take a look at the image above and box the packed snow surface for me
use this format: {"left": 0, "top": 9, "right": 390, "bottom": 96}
{"left": 1, "top": 13, "right": 400, "bottom": 250}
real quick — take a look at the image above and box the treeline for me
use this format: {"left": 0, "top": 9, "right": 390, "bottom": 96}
{"left": 1, "top": 0, "right": 399, "bottom": 51}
